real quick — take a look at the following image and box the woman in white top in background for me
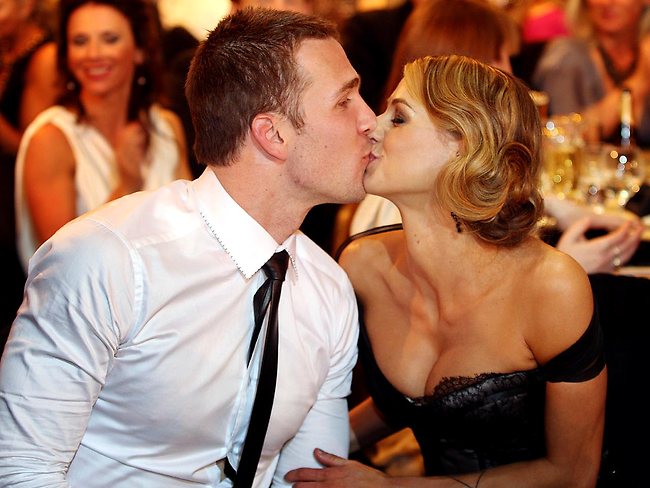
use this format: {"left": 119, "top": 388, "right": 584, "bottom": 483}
{"left": 15, "top": 0, "right": 191, "bottom": 270}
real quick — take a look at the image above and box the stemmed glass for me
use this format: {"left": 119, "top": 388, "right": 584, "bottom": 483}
{"left": 541, "top": 114, "right": 584, "bottom": 200}
{"left": 600, "top": 145, "right": 646, "bottom": 208}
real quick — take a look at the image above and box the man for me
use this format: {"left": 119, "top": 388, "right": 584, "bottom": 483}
{"left": 0, "top": 8, "right": 375, "bottom": 487}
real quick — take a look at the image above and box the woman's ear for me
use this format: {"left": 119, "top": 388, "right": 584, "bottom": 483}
{"left": 251, "top": 113, "right": 288, "bottom": 161}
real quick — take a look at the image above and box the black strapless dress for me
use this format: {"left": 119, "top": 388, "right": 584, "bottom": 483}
{"left": 341, "top": 225, "right": 606, "bottom": 476}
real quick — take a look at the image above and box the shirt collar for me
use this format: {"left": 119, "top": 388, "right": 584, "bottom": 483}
{"left": 192, "top": 168, "right": 298, "bottom": 280}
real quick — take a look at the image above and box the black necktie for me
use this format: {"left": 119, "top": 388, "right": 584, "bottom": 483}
{"left": 234, "top": 250, "right": 289, "bottom": 488}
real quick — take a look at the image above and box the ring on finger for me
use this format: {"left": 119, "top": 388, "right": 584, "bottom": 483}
{"left": 612, "top": 246, "right": 622, "bottom": 268}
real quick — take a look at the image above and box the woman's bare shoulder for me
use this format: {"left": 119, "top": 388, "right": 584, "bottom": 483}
{"left": 338, "top": 229, "right": 404, "bottom": 288}
{"left": 524, "top": 241, "right": 594, "bottom": 364}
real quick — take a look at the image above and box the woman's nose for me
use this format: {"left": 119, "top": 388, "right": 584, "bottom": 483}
{"left": 368, "top": 116, "right": 386, "bottom": 143}
{"left": 84, "top": 39, "right": 101, "bottom": 57}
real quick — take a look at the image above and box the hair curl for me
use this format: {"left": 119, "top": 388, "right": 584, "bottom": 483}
{"left": 403, "top": 55, "right": 544, "bottom": 246}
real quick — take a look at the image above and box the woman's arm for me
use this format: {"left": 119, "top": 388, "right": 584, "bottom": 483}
{"left": 0, "top": 42, "right": 58, "bottom": 154}
{"left": 23, "top": 123, "right": 77, "bottom": 246}
{"left": 349, "top": 397, "right": 396, "bottom": 453}
{"left": 21, "top": 42, "right": 59, "bottom": 129}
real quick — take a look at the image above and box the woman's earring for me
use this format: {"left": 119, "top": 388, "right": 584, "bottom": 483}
{"left": 450, "top": 212, "right": 462, "bottom": 233}
{"left": 66, "top": 80, "right": 76, "bottom": 91}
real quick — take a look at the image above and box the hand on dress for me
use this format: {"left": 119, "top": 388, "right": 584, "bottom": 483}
{"left": 557, "top": 215, "right": 643, "bottom": 273}
{"left": 115, "top": 120, "right": 149, "bottom": 193}
{"left": 285, "top": 449, "right": 391, "bottom": 488}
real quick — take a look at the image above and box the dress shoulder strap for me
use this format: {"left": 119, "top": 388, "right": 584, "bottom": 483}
{"left": 334, "top": 223, "right": 404, "bottom": 261}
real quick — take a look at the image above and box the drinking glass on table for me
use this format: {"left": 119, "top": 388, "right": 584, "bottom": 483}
{"left": 542, "top": 114, "right": 584, "bottom": 199}
{"left": 600, "top": 144, "right": 646, "bottom": 208}
{"left": 577, "top": 144, "right": 609, "bottom": 206}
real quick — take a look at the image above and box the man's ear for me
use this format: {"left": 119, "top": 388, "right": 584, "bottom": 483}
{"left": 251, "top": 114, "right": 288, "bottom": 161}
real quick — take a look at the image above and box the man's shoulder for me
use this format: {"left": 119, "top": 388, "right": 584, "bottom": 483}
{"left": 295, "top": 233, "right": 354, "bottom": 288}
{"left": 81, "top": 179, "right": 194, "bottom": 244}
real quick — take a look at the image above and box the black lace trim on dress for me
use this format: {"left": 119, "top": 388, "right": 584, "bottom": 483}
{"left": 408, "top": 373, "right": 500, "bottom": 406}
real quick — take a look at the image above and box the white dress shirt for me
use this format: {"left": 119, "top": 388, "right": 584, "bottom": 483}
{"left": 0, "top": 168, "right": 359, "bottom": 487}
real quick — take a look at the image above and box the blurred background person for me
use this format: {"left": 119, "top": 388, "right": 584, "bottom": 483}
{"left": 340, "top": 0, "right": 420, "bottom": 114}
{"left": 506, "top": 0, "right": 570, "bottom": 85}
{"left": 0, "top": 0, "right": 58, "bottom": 350}
{"left": 14, "top": 0, "right": 191, "bottom": 274}
{"left": 533, "top": 0, "right": 650, "bottom": 147}
{"left": 381, "top": 0, "right": 518, "bottom": 109}
{"left": 519, "top": 0, "right": 569, "bottom": 44}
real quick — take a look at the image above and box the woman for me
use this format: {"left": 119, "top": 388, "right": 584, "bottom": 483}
{"left": 344, "top": 0, "right": 518, "bottom": 243}
{"left": 533, "top": 0, "right": 650, "bottom": 146}
{"left": 0, "top": 0, "right": 58, "bottom": 348}
{"left": 14, "top": 0, "right": 191, "bottom": 270}
{"left": 287, "top": 55, "right": 606, "bottom": 487}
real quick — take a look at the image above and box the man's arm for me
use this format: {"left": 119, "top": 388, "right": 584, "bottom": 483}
{"left": 0, "top": 220, "right": 137, "bottom": 486}
{"left": 272, "top": 280, "right": 359, "bottom": 486}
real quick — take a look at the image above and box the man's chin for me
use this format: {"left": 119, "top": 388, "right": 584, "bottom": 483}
{"left": 349, "top": 186, "right": 368, "bottom": 204}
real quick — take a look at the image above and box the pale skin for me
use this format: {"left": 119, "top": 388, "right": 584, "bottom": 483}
{"left": 211, "top": 37, "right": 376, "bottom": 244}
{"left": 286, "top": 81, "right": 606, "bottom": 487}
{"left": 22, "top": 3, "right": 191, "bottom": 247}
{"left": 546, "top": 196, "right": 643, "bottom": 272}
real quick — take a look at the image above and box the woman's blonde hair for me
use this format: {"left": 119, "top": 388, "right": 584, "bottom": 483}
{"left": 403, "top": 55, "right": 544, "bottom": 247}
{"left": 383, "top": 0, "right": 519, "bottom": 110}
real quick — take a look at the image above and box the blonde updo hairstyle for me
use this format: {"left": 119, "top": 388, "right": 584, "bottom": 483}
{"left": 403, "top": 55, "right": 544, "bottom": 247}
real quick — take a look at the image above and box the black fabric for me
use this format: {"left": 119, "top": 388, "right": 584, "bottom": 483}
{"left": 359, "top": 310, "right": 603, "bottom": 476}
{"left": 589, "top": 273, "right": 650, "bottom": 487}
{"left": 341, "top": 225, "right": 605, "bottom": 476}
{"left": 543, "top": 306, "right": 605, "bottom": 382}
{"left": 340, "top": 2, "right": 413, "bottom": 113}
{"left": 234, "top": 250, "right": 289, "bottom": 488}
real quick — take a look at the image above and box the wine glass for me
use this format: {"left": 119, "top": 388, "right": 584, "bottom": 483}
{"left": 541, "top": 114, "right": 584, "bottom": 199}
{"left": 576, "top": 144, "right": 609, "bottom": 207}
{"left": 600, "top": 145, "right": 646, "bottom": 208}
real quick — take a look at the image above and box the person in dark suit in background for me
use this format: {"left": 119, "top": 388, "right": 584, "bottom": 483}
{"left": 340, "top": 0, "right": 417, "bottom": 114}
